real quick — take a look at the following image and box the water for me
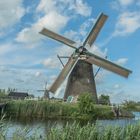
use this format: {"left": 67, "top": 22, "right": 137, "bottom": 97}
{"left": 97, "top": 112, "right": 140, "bottom": 127}
{"left": 3, "top": 112, "right": 140, "bottom": 139}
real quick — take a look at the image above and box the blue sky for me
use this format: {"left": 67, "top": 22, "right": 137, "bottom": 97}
{"left": 0, "top": 0, "right": 140, "bottom": 103}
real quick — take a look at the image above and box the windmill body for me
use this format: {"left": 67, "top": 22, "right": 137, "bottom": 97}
{"left": 64, "top": 60, "right": 97, "bottom": 102}
{"left": 40, "top": 13, "right": 132, "bottom": 102}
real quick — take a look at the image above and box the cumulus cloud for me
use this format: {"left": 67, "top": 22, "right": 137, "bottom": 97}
{"left": 80, "top": 18, "right": 95, "bottom": 37}
{"left": 118, "top": 0, "right": 134, "bottom": 6}
{"left": 16, "top": 11, "right": 69, "bottom": 43}
{"left": 16, "top": 0, "right": 92, "bottom": 44}
{"left": 42, "top": 58, "right": 59, "bottom": 68}
{"left": 37, "top": 0, "right": 91, "bottom": 17}
{"left": 113, "top": 11, "right": 140, "bottom": 36}
{"left": 115, "top": 58, "right": 128, "bottom": 65}
{"left": 69, "top": 0, "right": 92, "bottom": 17}
{"left": 36, "top": 0, "right": 55, "bottom": 14}
{"left": 15, "top": 0, "right": 92, "bottom": 44}
{"left": 63, "top": 17, "right": 95, "bottom": 45}
{"left": 0, "top": 0, "right": 25, "bottom": 29}
{"left": 89, "top": 45, "right": 108, "bottom": 58}
{"left": 111, "top": 0, "right": 135, "bottom": 10}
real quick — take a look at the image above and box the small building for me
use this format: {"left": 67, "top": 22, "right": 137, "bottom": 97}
{"left": 8, "top": 92, "right": 29, "bottom": 100}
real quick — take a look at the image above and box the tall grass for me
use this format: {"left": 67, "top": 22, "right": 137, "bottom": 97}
{"left": 4, "top": 100, "right": 123, "bottom": 120}
{"left": 5, "top": 100, "right": 78, "bottom": 120}
{"left": 46, "top": 122, "right": 140, "bottom": 140}
{"left": 1, "top": 120, "right": 140, "bottom": 140}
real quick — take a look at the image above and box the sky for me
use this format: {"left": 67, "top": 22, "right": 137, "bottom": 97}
{"left": 0, "top": 0, "right": 140, "bottom": 103}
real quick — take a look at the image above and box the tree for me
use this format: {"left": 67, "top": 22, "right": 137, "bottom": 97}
{"left": 98, "top": 94, "right": 110, "bottom": 105}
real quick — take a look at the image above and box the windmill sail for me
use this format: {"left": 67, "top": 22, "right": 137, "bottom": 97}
{"left": 83, "top": 13, "right": 108, "bottom": 47}
{"left": 49, "top": 56, "right": 78, "bottom": 93}
{"left": 84, "top": 52, "right": 132, "bottom": 78}
{"left": 40, "top": 28, "right": 77, "bottom": 49}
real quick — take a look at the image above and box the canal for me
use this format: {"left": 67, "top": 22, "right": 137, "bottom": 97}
{"left": 3, "top": 112, "right": 140, "bottom": 139}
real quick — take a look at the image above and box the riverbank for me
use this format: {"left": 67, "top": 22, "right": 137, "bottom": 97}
{"left": 3, "top": 100, "right": 134, "bottom": 120}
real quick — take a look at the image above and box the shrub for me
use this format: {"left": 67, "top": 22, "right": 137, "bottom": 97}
{"left": 77, "top": 93, "right": 95, "bottom": 114}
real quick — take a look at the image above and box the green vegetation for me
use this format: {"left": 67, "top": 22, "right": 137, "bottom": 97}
{"left": 77, "top": 93, "right": 114, "bottom": 120}
{"left": 4, "top": 95, "right": 114, "bottom": 120}
{"left": 122, "top": 100, "right": 140, "bottom": 111}
{"left": 78, "top": 93, "right": 95, "bottom": 114}
{"left": 2, "top": 93, "right": 133, "bottom": 120}
{"left": 46, "top": 122, "right": 140, "bottom": 140}
{"left": 1, "top": 118, "right": 140, "bottom": 140}
{"left": 0, "top": 89, "right": 7, "bottom": 98}
{"left": 98, "top": 94, "right": 110, "bottom": 105}
{"left": 5, "top": 100, "right": 78, "bottom": 120}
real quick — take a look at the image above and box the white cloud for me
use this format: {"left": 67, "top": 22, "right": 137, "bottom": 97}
{"left": 118, "top": 0, "right": 134, "bottom": 6}
{"left": 56, "top": 44, "right": 74, "bottom": 57}
{"left": 115, "top": 58, "right": 128, "bottom": 65}
{"left": 113, "top": 11, "right": 140, "bottom": 36}
{"left": 95, "top": 70, "right": 109, "bottom": 85}
{"left": 15, "top": 27, "right": 41, "bottom": 44}
{"left": 0, "top": 44, "right": 15, "bottom": 55}
{"left": 114, "top": 84, "right": 121, "bottom": 89}
{"left": 16, "top": 11, "right": 69, "bottom": 43}
{"left": 35, "top": 71, "right": 42, "bottom": 77}
{"left": 63, "top": 18, "right": 95, "bottom": 44}
{"left": 0, "top": 66, "right": 48, "bottom": 96}
{"left": 64, "top": 30, "right": 80, "bottom": 42}
{"left": 36, "top": 0, "right": 55, "bottom": 14}
{"left": 37, "top": 11, "right": 69, "bottom": 32}
{"left": 80, "top": 18, "right": 95, "bottom": 37}
{"left": 37, "top": 0, "right": 91, "bottom": 17}
{"left": 89, "top": 45, "right": 108, "bottom": 58}
{"left": 111, "top": 0, "right": 135, "bottom": 10}
{"left": 42, "top": 58, "right": 59, "bottom": 68}
{"left": 70, "top": 0, "right": 92, "bottom": 17}
{"left": 0, "top": 0, "right": 25, "bottom": 29}
{"left": 16, "top": 0, "right": 92, "bottom": 44}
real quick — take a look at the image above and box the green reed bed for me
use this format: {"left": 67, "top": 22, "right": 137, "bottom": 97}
{"left": 5, "top": 100, "right": 78, "bottom": 119}
{"left": 4, "top": 100, "right": 116, "bottom": 120}
{"left": 1, "top": 120, "right": 140, "bottom": 140}
{"left": 46, "top": 122, "right": 140, "bottom": 140}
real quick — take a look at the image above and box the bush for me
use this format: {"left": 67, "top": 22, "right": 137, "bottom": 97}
{"left": 77, "top": 93, "right": 95, "bottom": 115}
{"left": 98, "top": 94, "right": 110, "bottom": 105}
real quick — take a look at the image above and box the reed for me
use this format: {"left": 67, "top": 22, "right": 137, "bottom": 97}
{"left": 46, "top": 122, "right": 140, "bottom": 140}
{"left": 4, "top": 100, "right": 117, "bottom": 120}
{"left": 1, "top": 120, "right": 140, "bottom": 140}
{"left": 5, "top": 100, "right": 78, "bottom": 120}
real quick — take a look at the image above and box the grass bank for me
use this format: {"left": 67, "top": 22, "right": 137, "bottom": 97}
{"left": 4, "top": 100, "right": 115, "bottom": 120}
{"left": 5, "top": 100, "right": 78, "bottom": 120}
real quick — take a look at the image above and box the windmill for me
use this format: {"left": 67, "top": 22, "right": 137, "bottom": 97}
{"left": 40, "top": 13, "right": 132, "bottom": 103}
{"left": 37, "top": 82, "right": 50, "bottom": 99}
